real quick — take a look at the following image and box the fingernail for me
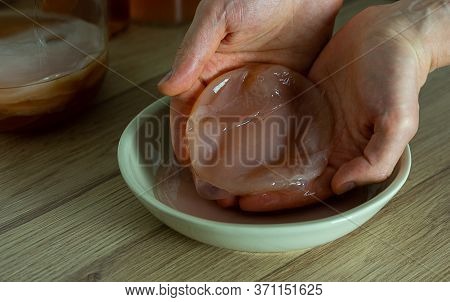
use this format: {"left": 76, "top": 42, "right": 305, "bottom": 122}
{"left": 340, "top": 182, "right": 356, "bottom": 194}
{"left": 158, "top": 70, "right": 172, "bottom": 86}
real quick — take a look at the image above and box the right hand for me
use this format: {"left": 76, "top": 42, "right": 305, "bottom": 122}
{"left": 158, "top": 0, "right": 343, "bottom": 163}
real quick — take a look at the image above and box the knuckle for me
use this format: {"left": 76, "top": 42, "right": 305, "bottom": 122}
{"left": 397, "top": 114, "right": 419, "bottom": 138}
{"left": 224, "top": 1, "right": 244, "bottom": 25}
{"left": 197, "top": 0, "right": 212, "bottom": 13}
{"left": 385, "top": 109, "right": 419, "bottom": 139}
{"left": 198, "top": 0, "right": 222, "bottom": 20}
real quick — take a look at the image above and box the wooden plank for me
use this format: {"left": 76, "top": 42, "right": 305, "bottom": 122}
{"left": 1, "top": 63, "right": 446, "bottom": 235}
{"left": 0, "top": 171, "right": 304, "bottom": 281}
{"left": 261, "top": 167, "right": 450, "bottom": 281}
{"left": 0, "top": 176, "right": 160, "bottom": 281}
{"left": 0, "top": 76, "right": 161, "bottom": 232}
{"left": 0, "top": 0, "right": 448, "bottom": 282}
{"left": 0, "top": 23, "right": 188, "bottom": 231}
{"left": 0, "top": 63, "right": 448, "bottom": 282}
{"left": 67, "top": 232, "right": 305, "bottom": 282}
{"left": 96, "top": 24, "right": 186, "bottom": 102}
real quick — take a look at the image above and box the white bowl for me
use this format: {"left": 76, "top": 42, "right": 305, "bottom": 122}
{"left": 118, "top": 97, "right": 411, "bottom": 252}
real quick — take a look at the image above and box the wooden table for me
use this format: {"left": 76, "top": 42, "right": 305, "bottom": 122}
{"left": 0, "top": 0, "right": 448, "bottom": 281}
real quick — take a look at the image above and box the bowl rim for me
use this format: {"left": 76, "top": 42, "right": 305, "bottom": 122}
{"left": 118, "top": 97, "right": 411, "bottom": 230}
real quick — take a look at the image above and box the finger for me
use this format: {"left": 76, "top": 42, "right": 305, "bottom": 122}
{"left": 158, "top": 1, "right": 227, "bottom": 96}
{"left": 332, "top": 110, "right": 418, "bottom": 194}
{"left": 238, "top": 167, "right": 335, "bottom": 212}
{"left": 170, "top": 80, "right": 205, "bottom": 163}
{"left": 170, "top": 100, "right": 190, "bottom": 164}
{"left": 216, "top": 196, "right": 239, "bottom": 208}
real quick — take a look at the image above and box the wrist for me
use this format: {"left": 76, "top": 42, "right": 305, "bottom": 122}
{"left": 397, "top": 0, "right": 450, "bottom": 73}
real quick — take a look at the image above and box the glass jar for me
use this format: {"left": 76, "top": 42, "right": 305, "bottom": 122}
{"left": 108, "top": 0, "right": 130, "bottom": 37}
{"left": 0, "top": 0, "right": 108, "bottom": 131}
{"left": 130, "top": 0, "right": 200, "bottom": 25}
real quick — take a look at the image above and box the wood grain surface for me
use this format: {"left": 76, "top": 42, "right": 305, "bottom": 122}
{"left": 0, "top": 0, "right": 448, "bottom": 281}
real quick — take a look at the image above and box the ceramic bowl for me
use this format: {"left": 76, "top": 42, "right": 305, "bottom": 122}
{"left": 118, "top": 97, "right": 411, "bottom": 252}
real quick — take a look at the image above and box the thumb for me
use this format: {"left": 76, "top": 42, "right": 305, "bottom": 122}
{"left": 331, "top": 110, "right": 418, "bottom": 194}
{"left": 158, "top": 1, "right": 227, "bottom": 96}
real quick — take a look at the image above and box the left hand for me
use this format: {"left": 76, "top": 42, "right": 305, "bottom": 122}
{"left": 239, "top": 1, "right": 435, "bottom": 211}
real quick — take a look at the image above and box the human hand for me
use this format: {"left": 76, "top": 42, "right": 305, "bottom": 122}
{"left": 158, "top": 0, "right": 343, "bottom": 163}
{"left": 237, "top": 0, "right": 450, "bottom": 211}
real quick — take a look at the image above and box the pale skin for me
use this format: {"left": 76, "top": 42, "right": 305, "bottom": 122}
{"left": 162, "top": 0, "right": 343, "bottom": 165}
{"left": 159, "top": 0, "right": 450, "bottom": 211}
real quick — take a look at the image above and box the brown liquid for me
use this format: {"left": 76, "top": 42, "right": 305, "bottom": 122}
{"left": 154, "top": 165, "right": 389, "bottom": 224}
{"left": 130, "top": 0, "right": 200, "bottom": 25}
{"left": 0, "top": 13, "right": 107, "bottom": 131}
{"left": 108, "top": 0, "right": 130, "bottom": 37}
